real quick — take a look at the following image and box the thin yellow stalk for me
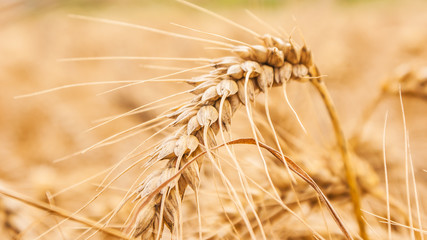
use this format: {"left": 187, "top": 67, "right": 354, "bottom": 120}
{"left": 0, "top": 188, "right": 131, "bottom": 239}
{"left": 310, "top": 78, "right": 367, "bottom": 239}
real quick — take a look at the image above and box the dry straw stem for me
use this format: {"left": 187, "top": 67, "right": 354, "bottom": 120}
{"left": 309, "top": 78, "right": 366, "bottom": 239}
{"left": 0, "top": 188, "right": 131, "bottom": 239}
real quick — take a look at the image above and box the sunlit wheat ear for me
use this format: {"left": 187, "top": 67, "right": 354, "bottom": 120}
{"left": 130, "top": 25, "right": 340, "bottom": 238}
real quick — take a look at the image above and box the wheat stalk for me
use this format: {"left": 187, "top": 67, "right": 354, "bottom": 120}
{"left": 0, "top": 187, "right": 130, "bottom": 239}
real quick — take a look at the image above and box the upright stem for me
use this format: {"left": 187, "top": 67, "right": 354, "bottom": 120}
{"left": 310, "top": 78, "right": 367, "bottom": 240}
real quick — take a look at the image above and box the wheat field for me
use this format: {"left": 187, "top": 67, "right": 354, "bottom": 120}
{"left": 0, "top": 0, "right": 426, "bottom": 239}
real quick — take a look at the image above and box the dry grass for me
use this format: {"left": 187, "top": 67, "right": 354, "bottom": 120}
{"left": 1, "top": 0, "right": 427, "bottom": 239}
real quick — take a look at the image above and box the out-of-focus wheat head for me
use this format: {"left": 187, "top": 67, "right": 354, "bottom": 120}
{"left": 383, "top": 65, "right": 427, "bottom": 98}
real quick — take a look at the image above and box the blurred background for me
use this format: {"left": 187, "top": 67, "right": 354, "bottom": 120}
{"left": 0, "top": 0, "right": 426, "bottom": 239}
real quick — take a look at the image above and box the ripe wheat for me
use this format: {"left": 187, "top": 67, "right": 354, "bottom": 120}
{"left": 8, "top": 1, "right": 427, "bottom": 239}
{"left": 131, "top": 32, "right": 325, "bottom": 239}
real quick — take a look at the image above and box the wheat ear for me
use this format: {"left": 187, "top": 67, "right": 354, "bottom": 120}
{"left": 383, "top": 65, "right": 427, "bottom": 98}
{"left": 129, "top": 26, "right": 364, "bottom": 238}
